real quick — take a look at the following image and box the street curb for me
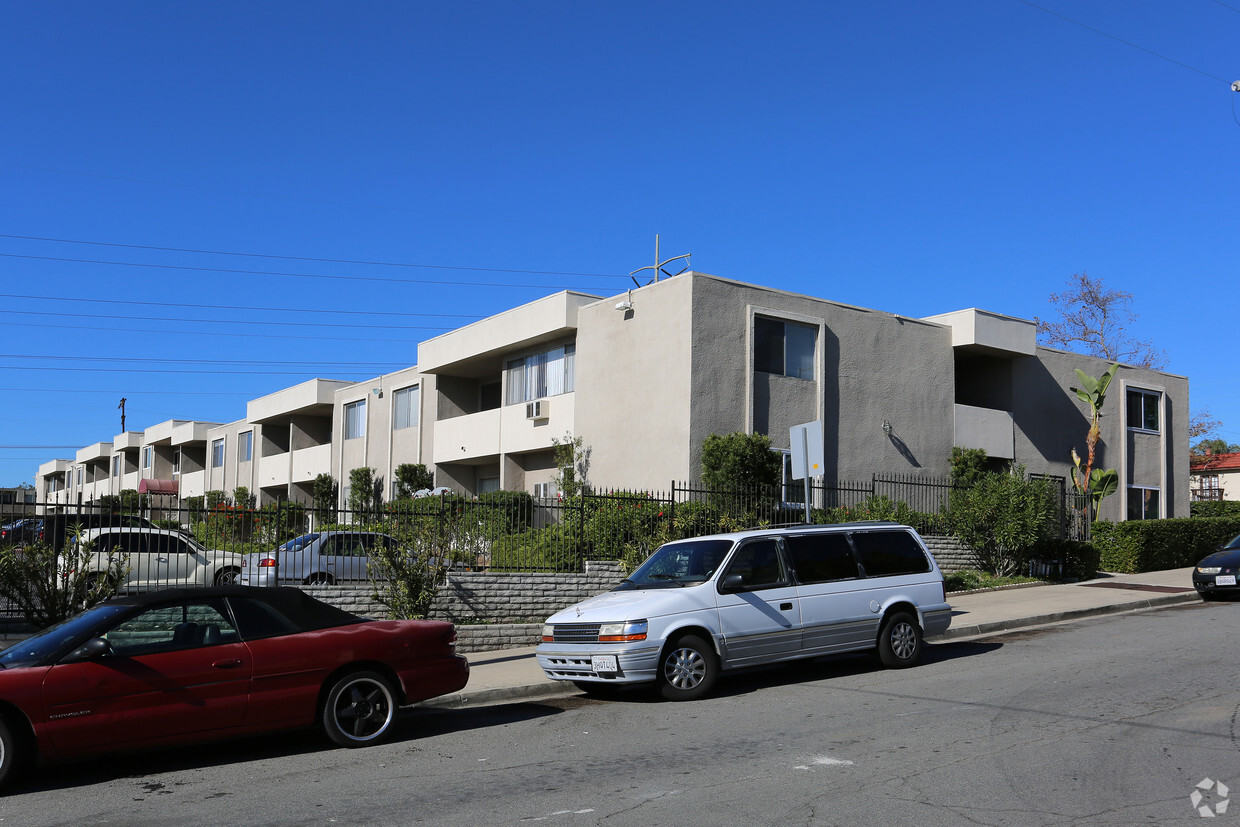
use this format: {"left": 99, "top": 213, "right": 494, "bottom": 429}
{"left": 417, "top": 680, "right": 575, "bottom": 710}
{"left": 934, "top": 591, "right": 1202, "bottom": 641}
{"left": 417, "top": 591, "right": 1206, "bottom": 710}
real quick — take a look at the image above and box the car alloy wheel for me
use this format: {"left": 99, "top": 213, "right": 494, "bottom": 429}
{"left": 878, "top": 611, "right": 923, "bottom": 668}
{"left": 323, "top": 671, "right": 397, "bottom": 747}
{"left": 658, "top": 634, "right": 718, "bottom": 701}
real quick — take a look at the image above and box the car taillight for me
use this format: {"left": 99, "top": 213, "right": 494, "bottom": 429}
{"left": 258, "top": 558, "right": 278, "bottom": 567}
{"left": 445, "top": 627, "right": 458, "bottom": 653}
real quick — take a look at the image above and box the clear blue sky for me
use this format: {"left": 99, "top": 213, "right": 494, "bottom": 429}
{"left": 2, "top": 1, "right": 1237, "bottom": 487}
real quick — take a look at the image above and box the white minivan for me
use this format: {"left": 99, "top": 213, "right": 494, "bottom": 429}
{"left": 536, "top": 522, "right": 952, "bottom": 700}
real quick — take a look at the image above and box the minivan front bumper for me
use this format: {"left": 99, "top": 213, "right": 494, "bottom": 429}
{"left": 536, "top": 642, "right": 663, "bottom": 685}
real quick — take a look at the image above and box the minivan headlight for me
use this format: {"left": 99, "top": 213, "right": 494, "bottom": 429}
{"left": 598, "top": 620, "right": 648, "bottom": 642}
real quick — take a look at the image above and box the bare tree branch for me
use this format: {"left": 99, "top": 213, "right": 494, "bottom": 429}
{"left": 1034, "top": 271, "right": 1167, "bottom": 369}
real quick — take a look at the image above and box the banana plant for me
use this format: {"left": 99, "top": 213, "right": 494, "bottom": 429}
{"left": 1069, "top": 363, "right": 1120, "bottom": 514}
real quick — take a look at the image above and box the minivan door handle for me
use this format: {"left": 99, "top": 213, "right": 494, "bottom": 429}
{"left": 780, "top": 602, "right": 793, "bottom": 611}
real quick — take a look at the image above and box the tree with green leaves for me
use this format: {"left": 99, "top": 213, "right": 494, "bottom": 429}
{"left": 1069, "top": 363, "right": 1120, "bottom": 516}
{"left": 312, "top": 473, "right": 338, "bottom": 518}
{"left": 348, "top": 467, "right": 378, "bottom": 517}
{"left": 701, "top": 432, "right": 782, "bottom": 490}
{"left": 551, "top": 433, "right": 591, "bottom": 498}
{"left": 393, "top": 463, "right": 434, "bottom": 499}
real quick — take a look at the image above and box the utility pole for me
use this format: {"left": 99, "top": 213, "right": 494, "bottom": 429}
{"left": 629, "top": 234, "right": 691, "bottom": 285}
{"left": 118, "top": 397, "right": 127, "bottom": 432}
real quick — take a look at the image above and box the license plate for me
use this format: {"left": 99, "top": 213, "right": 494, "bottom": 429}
{"left": 1217, "top": 575, "right": 1236, "bottom": 586}
{"left": 591, "top": 654, "right": 619, "bottom": 673}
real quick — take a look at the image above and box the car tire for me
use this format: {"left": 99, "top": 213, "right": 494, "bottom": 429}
{"left": 658, "top": 634, "right": 719, "bottom": 701}
{"left": 214, "top": 567, "right": 241, "bottom": 586}
{"left": 877, "top": 611, "right": 923, "bottom": 668}
{"left": 305, "top": 573, "right": 335, "bottom": 586}
{"left": 0, "top": 715, "right": 27, "bottom": 790}
{"left": 322, "top": 671, "right": 398, "bottom": 748}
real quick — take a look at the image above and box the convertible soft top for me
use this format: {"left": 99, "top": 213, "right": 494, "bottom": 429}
{"left": 105, "top": 585, "right": 367, "bottom": 631}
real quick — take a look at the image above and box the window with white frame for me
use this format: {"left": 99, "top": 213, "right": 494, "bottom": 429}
{"left": 211, "top": 438, "right": 225, "bottom": 468}
{"left": 505, "top": 344, "right": 575, "bottom": 405}
{"left": 754, "top": 317, "right": 816, "bottom": 380}
{"left": 345, "top": 399, "right": 366, "bottom": 439}
{"left": 1127, "top": 486, "right": 1160, "bottom": 520}
{"left": 393, "top": 386, "right": 419, "bottom": 430}
{"left": 173, "top": 448, "right": 181, "bottom": 476}
{"left": 142, "top": 446, "right": 152, "bottom": 469}
{"left": 1127, "top": 389, "right": 1161, "bottom": 433}
{"left": 112, "top": 455, "right": 120, "bottom": 477}
{"left": 239, "top": 431, "right": 253, "bottom": 462}
{"left": 76, "top": 466, "right": 83, "bottom": 485}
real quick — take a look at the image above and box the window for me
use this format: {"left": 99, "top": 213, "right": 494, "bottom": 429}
{"left": 785, "top": 533, "right": 859, "bottom": 584}
{"left": 173, "top": 448, "right": 181, "bottom": 476}
{"left": 505, "top": 345, "right": 575, "bottom": 405}
{"left": 478, "top": 476, "right": 500, "bottom": 495}
{"left": 754, "top": 317, "right": 816, "bottom": 379}
{"left": 721, "top": 539, "right": 789, "bottom": 590}
{"left": 393, "top": 386, "right": 419, "bottom": 430}
{"left": 112, "top": 455, "right": 120, "bottom": 478}
{"left": 211, "top": 438, "right": 225, "bottom": 468}
{"left": 345, "top": 400, "right": 366, "bottom": 439}
{"left": 76, "top": 467, "right": 83, "bottom": 485}
{"left": 1127, "top": 389, "right": 1161, "bottom": 432}
{"left": 239, "top": 431, "right": 253, "bottom": 462}
{"left": 1128, "top": 486, "right": 1160, "bottom": 520}
{"left": 851, "top": 530, "right": 931, "bottom": 577}
{"left": 142, "top": 446, "right": 152, "bottom": 469}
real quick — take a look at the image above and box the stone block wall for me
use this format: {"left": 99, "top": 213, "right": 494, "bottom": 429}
{"left": 922, "top": 535, "right": 978, "bottom": 572}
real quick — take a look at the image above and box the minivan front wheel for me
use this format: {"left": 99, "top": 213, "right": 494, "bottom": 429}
{"left": 658, "top": 634, "right": 718, "bottom": 701}
{"left": 878, "top": 611, "right": 923, "bottom": 668}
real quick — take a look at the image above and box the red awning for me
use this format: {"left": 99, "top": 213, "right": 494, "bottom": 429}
{"left": 138, "top": 478, "right": 179, "bottom": 496}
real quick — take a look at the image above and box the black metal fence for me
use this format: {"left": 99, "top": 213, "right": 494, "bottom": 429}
{"left": 2, "top": 471, "right": 1093, "bottom": 582}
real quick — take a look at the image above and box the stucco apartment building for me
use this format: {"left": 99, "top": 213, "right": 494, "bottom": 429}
{"left": 36, "top": 272, "right": 1189, "bottom": 522}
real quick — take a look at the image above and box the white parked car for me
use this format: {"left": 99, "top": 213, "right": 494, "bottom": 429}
{"left": 536, "top": 522, "right": 952, "bottom": 700}
{"left": 239, "top": 531, "right": 406, "bottom": 586}
{"left": 71, "top": 526, "right": 244, "bottom": 590}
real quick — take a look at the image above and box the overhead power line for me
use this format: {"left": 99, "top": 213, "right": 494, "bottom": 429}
{"left": 0, "top": 293, "right": 479, "bottom": 320}
{"left": 1013, "top": 0, "right": 1231, "bottom": 84}
{"left": 0, "top": 233, "right": 630, "bottom": 279}
{"left": 2, "top": 319, "right": 424, "bottom": 343}
{"left": 0, "top": 308, "right": 446, "bottom": 330}
{"left": 0, "top": 354, "right": 408, "bottom": 368}
{"left": 0, "top": 252, "right": 617, "bottom": 291}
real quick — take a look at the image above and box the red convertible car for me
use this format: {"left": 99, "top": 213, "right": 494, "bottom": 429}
{"left": 0, "top": 585, "right": 469, "bottom": 788}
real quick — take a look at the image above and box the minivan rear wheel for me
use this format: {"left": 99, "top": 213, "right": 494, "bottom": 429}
{"left": 658, "top": 634, "right": 718, "bottom": 701}
{"left": 877, "top": 611, "right": 923, "bottom": 668}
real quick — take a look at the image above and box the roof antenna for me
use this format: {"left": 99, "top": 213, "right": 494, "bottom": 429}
{"left": 630, "top": 234, "right": 691, "bottom": 286}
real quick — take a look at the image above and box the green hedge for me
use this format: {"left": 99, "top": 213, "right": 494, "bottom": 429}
{"left": 1032, "top": 538, "right": 1100, "bottom": 581}
{"left": 1190, "top": 501, "right": 1240, "bottom": 519}
{"left": 1092, "top": 516, "right": 1240, "bottom": 573}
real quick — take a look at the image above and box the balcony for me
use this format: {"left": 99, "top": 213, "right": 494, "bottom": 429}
{"left": 954, "top": 404, "right": 1014, "bottom": 459}
{"left": 433, "top": 395, "right": 576, "bottom": 462}
{"left": 291, "top": 443, "right": 331, "bottom": 483}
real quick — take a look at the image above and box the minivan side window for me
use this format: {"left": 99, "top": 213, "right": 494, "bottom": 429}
{"left": 851, "top": 530, "right": 931, "bottom": 577}
{"left": 721, "top": 539, "right": 788, "bottom": 590}
{"left": 784, "top": 533, "right": 859, "bottom": 584}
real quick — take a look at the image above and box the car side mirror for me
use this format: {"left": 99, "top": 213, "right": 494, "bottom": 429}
{"left": 64, "top": 637, "right": 113, "bottom": 662}
{"left": 719, "top": 573, "right": 745, "bottom": 592}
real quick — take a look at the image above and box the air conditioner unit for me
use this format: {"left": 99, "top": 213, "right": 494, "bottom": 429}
{"left": 525, "top": 400, "right": 549, "bottom": 420}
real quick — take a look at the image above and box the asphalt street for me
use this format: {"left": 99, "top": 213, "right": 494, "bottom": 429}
{"left": 3, "top": 598, "right": 1236, "bottom": 826}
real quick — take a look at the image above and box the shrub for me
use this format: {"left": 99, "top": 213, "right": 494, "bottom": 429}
{"left": 701, "top": 432, "right": 782, "bottom": 490}
{"left": 814, "top": 495, "right": 939, "bottom": 535}
{"left": 370, "top": 514, "right": 479, "bottom": 619}
{"left": 1191, "top": 501, "right": 1240, "bottom": 519}
{"left": 0, "top": 537, "right": 123, "bottom": 627}
{"left": 949, "top": 465, "right": 1059, "bottom": 576}
{"left": 1092, "top": 516, "right": 1240, "bottom": 573}
{"left": 1031, "top": 538, "right": 1100, "bottom": 581}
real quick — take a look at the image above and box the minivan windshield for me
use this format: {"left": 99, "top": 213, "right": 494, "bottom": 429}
{"left": 619, "top": 539, "right": 734, "bottom": 589}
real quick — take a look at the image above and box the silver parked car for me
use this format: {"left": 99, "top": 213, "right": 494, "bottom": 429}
{"left": 71, "top": 526, "right": 244, "bottom": 590}
{"left": 239, "top": 531, "right": 405, "bottom": 586}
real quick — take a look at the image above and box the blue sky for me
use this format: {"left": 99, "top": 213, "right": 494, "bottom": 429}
{"left": 2, "top": 1, "right": 1237, "bottom": 487}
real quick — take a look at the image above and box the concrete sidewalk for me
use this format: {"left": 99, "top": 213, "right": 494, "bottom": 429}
{"left": 421, "top": 567, "right": 1202, "bottom": 710}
